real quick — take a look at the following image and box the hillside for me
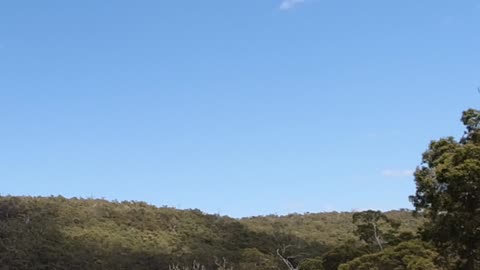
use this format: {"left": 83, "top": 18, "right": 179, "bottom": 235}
{"left": 241, "top": 210, "right": 423, "bottom": 246}
{"left": 0, "top": 196, "right": 422, "bottom": 270}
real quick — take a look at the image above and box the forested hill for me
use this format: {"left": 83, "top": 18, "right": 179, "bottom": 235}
{"left": 241, "top": 210, "right": 422, "bottom": 246}
{"left": 0, "top": 196, "right": 421, "bottom": 270}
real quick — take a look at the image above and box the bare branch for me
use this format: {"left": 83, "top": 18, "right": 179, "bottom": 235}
{"left": 214, "top": 257, "right": 233, "bottom": 270}
{"left": 276, "top": 247, "right": 299, "bottom": 270}
{"left": 372, "top": 223, "right": 383, "bottom": 251}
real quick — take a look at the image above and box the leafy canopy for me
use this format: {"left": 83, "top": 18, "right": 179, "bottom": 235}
{"left": 410, "top": 109, "right": 480, "bottom": 269}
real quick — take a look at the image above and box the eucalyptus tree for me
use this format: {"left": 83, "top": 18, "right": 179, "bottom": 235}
{"left": 410, "top": 109, "right": 480, "bottom": 270}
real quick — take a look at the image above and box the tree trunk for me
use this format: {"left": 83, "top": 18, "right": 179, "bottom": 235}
{"left": 372, "top": 223, "right": 383, "bottom": 251}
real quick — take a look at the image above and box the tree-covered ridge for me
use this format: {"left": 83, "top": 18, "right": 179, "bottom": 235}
{"left": 0, "top": 196, "right": 420, "bottom": 270}
{"left": 241, "top": 210, "right": 422, "bottom": 246}
{"left": 0, "top": 196, "right": 276, "bottom": 270}
{"left": 3, "top": 108, "right": 480, "bottom": 270}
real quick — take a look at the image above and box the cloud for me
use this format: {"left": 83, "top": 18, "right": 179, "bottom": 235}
{"left": 381, "top": 169, "right": 414, "bottom": 178}
{"left": 279, "top": 0, "right": 305, "bottom": 10}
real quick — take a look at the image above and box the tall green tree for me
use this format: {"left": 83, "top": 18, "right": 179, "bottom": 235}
{"left": 410, "top": 109, "right": 480, "bottom": 270}
{"left": 352, "top": 210, "right": 400, "bottom": 251}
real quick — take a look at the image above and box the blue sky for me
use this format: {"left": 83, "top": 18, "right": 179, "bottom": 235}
{"left": 1, "top": 0, "right": 479, "bottom": 217}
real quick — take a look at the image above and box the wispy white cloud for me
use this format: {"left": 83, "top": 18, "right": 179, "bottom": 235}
{"left": 381, "top": 169, "right": 414, "bottom": 178}
{"left": 279, "top": 0, "right": 305, "bottom": 10}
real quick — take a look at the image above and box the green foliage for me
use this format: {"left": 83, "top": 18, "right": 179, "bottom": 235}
{"left": 352, "top": 210, "right": 400, "bottom": 251}
{"left": 299, "top": 257, "right": 324, "bottom": 270}
{"left": 320, "top": 240, "right": 368, "bottom": 270}
{"left": 0, "top": 196, "right": 278, "bottom": 270}
{"left": 241, "top": 210, "right": 422, "bottom": 247}
{"left": 338, "top": 240, "right": 443, "bottom": 270}
{"left": 238, "top": 248, "right": 277, "bottom": 270}
{"left": 410, "top": 109, "right": 480, "bottom": 269}
{"left": 0, "top": 196, "right": 422, "bottom": 270}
